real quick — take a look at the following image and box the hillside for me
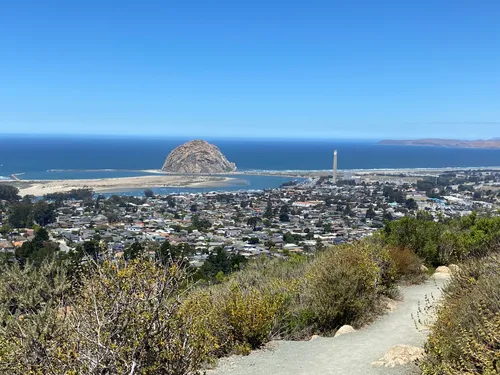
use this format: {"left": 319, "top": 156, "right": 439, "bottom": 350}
{"left": 378, "top": 138, "right": 500, "bottom": 149}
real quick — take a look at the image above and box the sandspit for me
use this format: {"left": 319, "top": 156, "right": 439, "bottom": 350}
{"left": 2, "top": 175, "right": 239, "bottom": 196}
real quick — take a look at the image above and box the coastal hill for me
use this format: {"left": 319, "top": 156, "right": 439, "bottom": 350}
{"left": 378, "top": 138, "right": 500, "bottom": 149}
{"left": 162, "top": 140, "right": 237, "bottom": 173}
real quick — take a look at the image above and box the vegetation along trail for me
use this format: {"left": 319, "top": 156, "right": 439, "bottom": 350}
{"left": 210, "top": 275, "right": 449, "bottom": 375}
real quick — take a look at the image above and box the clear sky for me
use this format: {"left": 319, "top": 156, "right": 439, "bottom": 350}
{"left": 1, "top": 0, "right": 499, "bottom": 139}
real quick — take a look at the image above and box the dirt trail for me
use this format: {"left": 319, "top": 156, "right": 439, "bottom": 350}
{"left": 209, "top": 275, "right": 449, "bottom": 375}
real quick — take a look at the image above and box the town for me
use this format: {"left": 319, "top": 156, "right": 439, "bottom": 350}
{"left": 1, "top": 168, "right": 499, "bottom": 269}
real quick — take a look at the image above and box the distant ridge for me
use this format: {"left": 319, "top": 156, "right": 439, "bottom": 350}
{"left": 378, "top": 138, "right": 500, "bottom": 149}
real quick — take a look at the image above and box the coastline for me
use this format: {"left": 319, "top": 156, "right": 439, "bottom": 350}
{"left": 1, "top": 175, "right": 239, "bottom": 197}
{"left": 2, "top": 166, "right": 500, "bottom": 197}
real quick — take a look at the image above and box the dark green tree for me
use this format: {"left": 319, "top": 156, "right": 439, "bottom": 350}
{"left": 124, "top": 242, "right": 144, "bottom": 260}
{"left": 0, "top": 185, "right": 20, "bottom": 201}
{"left": 8, "top": 202, "right": 33, "bottom": 228}
{"left": 405, "top": 198, "right": 418, "bottom": 210}
{"left": 32, "top": 201, "right": 56, "bottom": 226}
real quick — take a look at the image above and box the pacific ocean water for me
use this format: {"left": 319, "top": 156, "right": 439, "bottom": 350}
{"left": 1, "top": 135, "right": 500, "bottom": 193}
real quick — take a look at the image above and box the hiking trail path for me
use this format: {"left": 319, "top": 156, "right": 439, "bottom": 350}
{"left": 209, "top": 275, "right": 449, "bottom": 375}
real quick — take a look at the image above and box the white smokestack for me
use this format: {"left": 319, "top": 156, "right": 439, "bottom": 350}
{"left": 333, "top": 150, "right": 338, "bottom": 184}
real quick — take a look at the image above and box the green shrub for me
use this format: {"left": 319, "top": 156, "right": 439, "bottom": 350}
{"left": 420, "top": 254, "right": 500, "bottom": 375}
{"left": 387, "top": 246, "right": 426, "bottom": 284}
{"left": 305, "top": 243, "right": 386, "bottom": 332}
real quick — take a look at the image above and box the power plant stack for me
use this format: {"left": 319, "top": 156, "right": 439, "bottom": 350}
{"left": 333, "top": 150, "right": 338, "bottom": 184}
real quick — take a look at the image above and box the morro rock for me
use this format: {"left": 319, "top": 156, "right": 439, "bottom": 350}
{"left": 161, "top": 140, "right": 237, "bottom": 173}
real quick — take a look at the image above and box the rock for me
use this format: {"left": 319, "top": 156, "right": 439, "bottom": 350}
{"left": 309, "top": 334, "right": 320, "bottom": 341}
{"left": 334, "top": 325, "right": 355, "bottom": 337}
{"left": 435, "top": 266, "right": 451, "bottom": 274}
{"left": 162, "top": 140, "right": 237, "bottom": 173}
{"left": 433, "top": 266, "right": 452, "bottom": 279}
{"left": 371, "top": 345, "right": 425, "bottom": 367}
{"left": 420, "top": 264, "right": 429, "bottom": 273}
{"left": 448, "top": 264, "right": 460, "bottom": 274}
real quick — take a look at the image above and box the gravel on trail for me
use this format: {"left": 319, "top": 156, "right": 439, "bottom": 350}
{"left": 208, "top": 275, "right": 449, "bottom": 375}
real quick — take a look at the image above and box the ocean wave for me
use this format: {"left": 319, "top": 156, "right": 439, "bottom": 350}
{"left": 0, "top": 176, "right": 11, "bottom": 180}
{"left": 46, "top": 168, "right": 123, "bottom": 172}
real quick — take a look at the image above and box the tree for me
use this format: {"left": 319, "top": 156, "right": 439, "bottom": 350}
{"left": 144, "top": 188, "right": 154, "bottom": 198}
{"left": 14, "top": 228, "right": 57, "bottom": 267}
{"left": 0, "top": 185, "right": 20, "bottom": 201}
{"left": 124, "top": 242, "right": 144, "bottom": 260}
{"left": 246, "top": 217, "right": 261, "bottom": 230}
{"left": 166, "top": 196, "right": 176, "bottom": 208}
{"left": 32, "top": 201, "right": 56, "bottom": 226}
{"left": 366, "top": 206, "right": 376, "bottom": 219}
{"left": 279, "top": 212, "right": 290, "bottom": 222}
{"left": 8, "top": 202, "right": 33, "bottom": 228}
{"left": 405, "top": 198, "right": 418, "bottom": 210}
{"left": 191, "top": 215, "right": 211, "bottom": 231}
{"left": 263, "top": 199, "right": 273, "bottom": 219}
{"left": 248, "top": 237, "right": 259, "bottom": 245}
{"left": 81, "top": 240, "right": 101, "bottom": 261}
{"left": 198, "top": 247, "right": 247, "bottom": 280}
{"left": 156, "top": 241, "right": 193, "bottom": 265}
{"left": 343, "top": 203, "right": 352, "bottom": 217}
{"left": 383, "top": 210, "right": 393, "bottom": 222}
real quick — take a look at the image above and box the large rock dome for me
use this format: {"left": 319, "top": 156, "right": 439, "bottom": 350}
{"left": 161, "top": 140, "right": 237, "bottom": 173}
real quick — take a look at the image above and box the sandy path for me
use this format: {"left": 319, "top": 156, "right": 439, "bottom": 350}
{"left": 209, "top": 275, "right": 449, "bottom": 375}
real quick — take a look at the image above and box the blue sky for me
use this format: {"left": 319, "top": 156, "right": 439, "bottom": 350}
{"left": 1, "top": 0, "right": 499, "bottom": 139}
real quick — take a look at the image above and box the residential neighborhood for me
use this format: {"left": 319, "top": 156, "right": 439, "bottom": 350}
{"left": 1, "top": 169, "right": 499, "bottom": 267}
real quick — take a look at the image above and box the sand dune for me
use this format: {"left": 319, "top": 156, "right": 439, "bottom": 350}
{"left": 5, "top": 175, "right": 237, "bottom": 196}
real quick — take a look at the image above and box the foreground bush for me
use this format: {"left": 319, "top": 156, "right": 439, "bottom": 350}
{"left": 0, "top": 236, "right": 427, "bottom": 374}
{"left": 420, "top": 254, "right": 500, "bottom": 375}
{"left": 0, "top": 261, "right": 71, "bottom": 374}
{"left": 305, "top": 241, "right": 395, "bottom": 332}
{"left": 0, "top": 259, "right": 213, "bottom": 375}
{"left": 387, "top": 246, "right": 425, "bottom": 284}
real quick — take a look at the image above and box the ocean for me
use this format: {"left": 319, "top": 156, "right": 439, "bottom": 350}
{"left": 1, "top": 135, "right": 500, "bottom": 193}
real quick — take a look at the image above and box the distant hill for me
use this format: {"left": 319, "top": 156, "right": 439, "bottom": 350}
{"left": 378, "top": 138, "right": 500, "bottom": 149}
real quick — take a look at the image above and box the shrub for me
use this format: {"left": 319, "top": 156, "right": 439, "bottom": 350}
{"left": 305, "top": 243, "right": 385, "bottom": 332}
{"left": 223, "top": 283, "right": 289, "bottom": 352}
{"left": 0, "top": 260, "right": 72, "bottom": 375}
{"left": 0, "top": 259, "right": 215, "bottom": 375}
{"left": 387, "top": 247, "right": 425, "bottom": 284}
{"left": 420, "top": 254, "right": 500, "bottom": 374}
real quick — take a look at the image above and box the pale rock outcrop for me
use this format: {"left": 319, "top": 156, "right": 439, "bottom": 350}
{"left": 334, "top": 325, "right": 356, "bottom": 337}
{"left": 433, "top": 266, "right": 452, "bottom": 279}
{"left": 371, "top": 345, "right": 425, "bottom": 367}
{"left": 435, "top": 266, "right": 451, "bottom": 274}
{"left": 162, "top": 140, "right": 237, "bottom": 174}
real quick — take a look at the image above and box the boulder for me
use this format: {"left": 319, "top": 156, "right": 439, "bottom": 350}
{"left": 371, "top": 345, "right": 425, "bottom": 367}
{"left": 162, "top": 140, "right": 237, "bottom": 173}
{"left": 435, "top": 266, "right": 451, "bottom": 274}
{"left": 420, "top": 264, "right": 429, "bottom": 273}
{"left": 334, "top": 325, "right": 356, "bottom": 337}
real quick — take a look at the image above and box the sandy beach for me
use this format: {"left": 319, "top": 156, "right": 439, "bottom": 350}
{"left": 2, "top": 175, "right": 239, "bottom": 196}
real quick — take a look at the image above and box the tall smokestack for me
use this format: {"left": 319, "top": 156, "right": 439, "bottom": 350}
{"left": 333, "top": 150, "right": 338, "bottom": 184}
